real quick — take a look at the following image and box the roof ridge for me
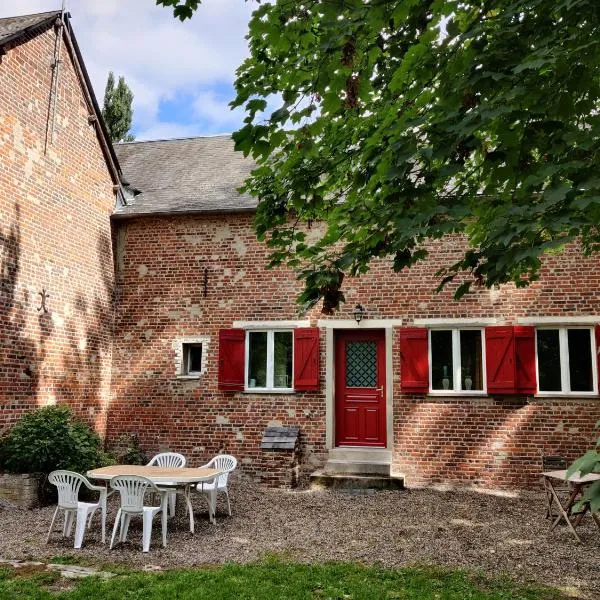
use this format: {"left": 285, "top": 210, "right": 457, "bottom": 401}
{"left": 0, "top": 10, "right": 61, "bottom": 23}
{"left": 117, "top": 133, "right": 233, "bottom": 145}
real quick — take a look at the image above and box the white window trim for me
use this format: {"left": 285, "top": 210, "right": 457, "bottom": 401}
{"left": 415, "top": 318, "right": 498, "bottom": 327}
{"left": 518, "top": 316, "right": 600, "bottom": 325}
{"left": 234, "top": 320, "right": 309, "bottom": 329}
{"left": 245, "top": 329, "right": 294, "bottom": 392}
{"left": 172, "top": 336, "right": 210, "bottom": 379}
{"left": 535, "top": 326, "right": 598, "bottom": 396}
{"left": 428, "top": 328, "right": 487, "bottom": 395}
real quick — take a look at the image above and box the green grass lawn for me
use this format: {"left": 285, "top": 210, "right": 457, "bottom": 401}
{"left": 0, "top": 560, "right": 567, "bottom": 600}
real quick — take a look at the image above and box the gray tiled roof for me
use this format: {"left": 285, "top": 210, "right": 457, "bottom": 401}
{"left": 0, "top": 11, "right": 60, "bottom": 46}
{"left": 113, "top": 136, "right": 257, "bottom": 216}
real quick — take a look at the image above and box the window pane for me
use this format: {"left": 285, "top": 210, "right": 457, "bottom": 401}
{"left": 460, "top": 330, "right": 483, "bottom": 391}
{"left": 537, "top": 330, "right": 562, "bottom": 392}
{"left": 273, "top": 331, "right": 293, "bottom": 388}
{"left": 346, "top": 341, "right": 377, "bottom": 387}
{"left": 248, "top": 332, "right": 267, "bottom": 388}
{"left": 187, "top": 345, "right": 202, "bottom": 373}
{"left": 568, "top": 329, "right": 593, "bottom": 392}
{"left": 431, "top": 330, "right": 453, "bottom": 390}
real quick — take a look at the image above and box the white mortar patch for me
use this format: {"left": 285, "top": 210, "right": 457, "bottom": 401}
{"left": 213, "top": 224, "right": 232, "bottom": 242}
{"left": 233, "top": 237, "right": 247, "bottom": 256}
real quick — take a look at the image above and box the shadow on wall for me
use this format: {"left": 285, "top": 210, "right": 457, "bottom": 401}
{"left": 57, "top": 231, "right": 115, "bottom": 434}
{"left": 0, "top": 203, "right": 47, "bottom": 432}
{"left": 393, "top": 395, "right": 600, "bottom": 489}
{"left": 1, "top": 203, "right": 115, "bottom": 436}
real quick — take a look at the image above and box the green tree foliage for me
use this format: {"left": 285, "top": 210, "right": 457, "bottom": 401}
{"left": 158, "top": 0, "right": 600, "bottom": 507}
{"left": 567, "top": 423, "right": 600, "bottom": 513}
{"left": 102, "top": 71, "right": 135, "bottom": 143}
{"left": 159, "top": 0, "right": 600, "bottom": 313}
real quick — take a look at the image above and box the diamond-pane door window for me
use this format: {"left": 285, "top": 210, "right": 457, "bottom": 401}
{"left": 346, "top": 341, "right": 377, "bottom": 387}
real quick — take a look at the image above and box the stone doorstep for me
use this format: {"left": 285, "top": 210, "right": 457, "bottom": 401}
{"left": 324, "top": 447, "right": 393, "bottom": 476}
{"left": 310, "top": 470, "right": 405, "bottom": 491}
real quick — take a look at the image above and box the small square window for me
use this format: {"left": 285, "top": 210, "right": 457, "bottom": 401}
{"left": 182, "top": 343, "right": 203, "bottom": 376}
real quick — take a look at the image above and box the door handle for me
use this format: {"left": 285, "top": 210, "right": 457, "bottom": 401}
{"left": 376, "top": 386, "right": 384, "bottom": 398}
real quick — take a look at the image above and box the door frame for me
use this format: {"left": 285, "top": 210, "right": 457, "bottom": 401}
{"left": 318, "top": 318, "right": 403, "bottom": 451}
{"left": 334, "top": 329, "right": 386, "bottom": 447}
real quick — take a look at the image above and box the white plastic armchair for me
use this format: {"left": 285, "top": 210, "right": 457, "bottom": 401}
{"left": 47, "top": 470, "right": 108, "bottom": 549}
{"left": 196, "top": 454, "right": 237, "bottom": 523}
{"left": 147, "top": 452, "right": 186, "bottom": 516}
{"left": 109, "top": 475, "right": 168, "bottom": 553}
{"left": 147, "top": 452, "right": 186, "bottom": 468}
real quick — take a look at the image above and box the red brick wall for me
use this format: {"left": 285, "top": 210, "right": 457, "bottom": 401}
{"left": 110, "top": 214, "right": 600, "bottom": 489}
{"left": 0, "top": 25, "right": 116, "bottom": 434}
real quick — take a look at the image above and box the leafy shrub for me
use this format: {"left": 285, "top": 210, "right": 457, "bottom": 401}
{"left": 108, "top": 433, "right": 147, "bottom": 465}
{"left": 568, "top": 420, "right": 600, "bottom": 512}
{"left": 0, "top": 405, "right": 113, "bottom": 475}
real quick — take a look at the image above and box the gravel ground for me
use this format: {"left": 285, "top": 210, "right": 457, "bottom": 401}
{"left": 1, "top": 482, "right": 599, "bottom": 598}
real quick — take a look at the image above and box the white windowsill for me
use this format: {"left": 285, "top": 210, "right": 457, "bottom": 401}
{"left": 534, "top": 392, "right": 598, "bottom": 398}
{"left": 176, "top": 374, "right": 203, "bottom": 380}
{"left": 428, "top": 391, "right": 488, "bottom": 397}
{"left": 244, "top": 388, "right": 296, "bottom": 394}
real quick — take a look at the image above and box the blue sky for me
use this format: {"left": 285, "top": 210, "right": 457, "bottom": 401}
{"left": 0, "top": 0, "right": 255, "bottom": 140}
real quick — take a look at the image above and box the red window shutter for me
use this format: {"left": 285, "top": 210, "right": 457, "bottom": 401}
{"left": 485, "top": 326, "right": 516, "bottom": 394}
{"left": 514, "top": 326, "right": 536, "bottom": 395}
{"left": 293, "top": 328, "right": 320, "bottom": 391}
{"left": 400, "top": 328, "right": 429, "bottom": 393}
{"left": 596, "top": 325, "right": 600, "bottom": 387}
{"left": 218, "top": 329, "right": 245, "bottom": 391}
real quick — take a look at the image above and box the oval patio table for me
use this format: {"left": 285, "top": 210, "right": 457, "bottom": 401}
{"left": 87, "top": 465, "right": 220, "bottom": 534}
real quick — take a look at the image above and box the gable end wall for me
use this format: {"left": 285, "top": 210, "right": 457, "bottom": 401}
{"left": 0, "top": 25, "right": 115, "bottom": 434}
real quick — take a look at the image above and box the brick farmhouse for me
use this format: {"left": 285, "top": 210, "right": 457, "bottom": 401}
{"left": 2, "top": 11, "right": 600, "bottom": 490}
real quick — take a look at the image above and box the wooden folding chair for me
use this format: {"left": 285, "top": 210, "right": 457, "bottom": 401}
{"left": 540, "top": 453, "right": 568, "bottom": 520}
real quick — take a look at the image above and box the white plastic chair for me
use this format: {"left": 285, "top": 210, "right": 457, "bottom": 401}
{"left": 147, "top": 452, "right": 186, "bottom": 517}
{"left": 47, "top": 470, "right": 108, "bottom": 549}
{"left": 109, "top": 475, "right": 168, "bottom": 553}
{"left": 196, "top": 454, "right": 237, "bottom": 523}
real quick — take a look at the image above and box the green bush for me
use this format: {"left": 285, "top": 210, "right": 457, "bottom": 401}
{"left": 108, "top": 433, "right": 147, "bottom": 465}
{"left": 0, "top": 405, "right": 114, "bottom": 475}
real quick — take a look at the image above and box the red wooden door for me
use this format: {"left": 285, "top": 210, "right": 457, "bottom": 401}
{"left": 335, "top": 330, "right": 386, "bottom": 447}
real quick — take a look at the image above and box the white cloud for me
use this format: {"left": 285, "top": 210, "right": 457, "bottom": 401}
{"left": 0, "top": 0, "right": 255, "bottom": 138}
{"left": 192, "top": 90, "right": 244, "bottom": 129}
{"left": 134, "top": 121, "right": 209, "bottom": 142}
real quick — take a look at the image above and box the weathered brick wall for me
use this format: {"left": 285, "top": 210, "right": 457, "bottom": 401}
{"left": 110, "top": 213, "right": 600, "bottom": 489}
{"left": 0, "top": 25, "right": 115, "bottom": 435}
{"left": 0, "top": 472, "right": 40, "bottom": 508}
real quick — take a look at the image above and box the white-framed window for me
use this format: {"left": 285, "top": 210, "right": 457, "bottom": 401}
{"left": 428, "top": 329, "right": 486, "bottom": 394}
{"left": 535, "top": 327, "right": 597, "bottom": 395}
{"left": 245, "top": 330, "right": 294, "bottom": 391}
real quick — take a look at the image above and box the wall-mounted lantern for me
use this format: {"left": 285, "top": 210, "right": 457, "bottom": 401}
{"left": 353, "top": 304, "right": 365, "bottom": 324}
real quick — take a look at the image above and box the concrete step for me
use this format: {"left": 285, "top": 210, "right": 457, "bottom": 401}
{"left": 310, "top": 471, "right": 405, "bottom": 491}
{"left": 324, "top": 459, "right": 390, "bottom": 476}
{"left": 328, "top": 448, "right": 392, "bottom": 463}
